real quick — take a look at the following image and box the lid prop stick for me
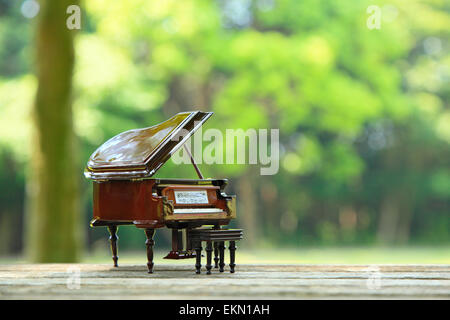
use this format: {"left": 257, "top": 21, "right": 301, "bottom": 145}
{"left": 183, "top": 144, "right": 204, "bottom": 179}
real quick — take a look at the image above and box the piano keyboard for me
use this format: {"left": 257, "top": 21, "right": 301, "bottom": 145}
{"left": 173, "top": 208, "right": 224, "bottom": 214}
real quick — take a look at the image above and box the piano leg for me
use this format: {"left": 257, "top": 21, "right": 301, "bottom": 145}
{"left": 206, "top": 241, "right": 213, "bottom": 275}
{"left": 229, "top": 241, "right": 236, "bottom": 273}
{"left": 145, "top": 228, "right": 155, "bottom": 274}
{"left": 213, "top": 242, "right": 219, "bottom": 268}
{"left": 219, "top": 241, "right": 225, "bottom": 272}
{"left": 195, "top": 241, "right": 202, "bottom": 274}
{"left": 107, "top": 225, "right": 119, "bottom": 267}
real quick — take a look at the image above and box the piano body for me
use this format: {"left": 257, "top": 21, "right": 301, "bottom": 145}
{"left": 84, "top": 111, "right": 236, "bottom": 273}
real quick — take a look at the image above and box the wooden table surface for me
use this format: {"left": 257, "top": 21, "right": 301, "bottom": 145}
{"left": 0, "top": 264, "right": 449, "bottom": 299}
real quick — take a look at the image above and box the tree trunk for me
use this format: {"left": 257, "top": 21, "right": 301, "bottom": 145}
{"left": 25, "top": 0, "right": 82, "bottom": 262}
{"left": 377, "top": 194, "right": 400, "bottom": 244}
{"left": 237, "top": 170, "right": 258, "bottom": 247}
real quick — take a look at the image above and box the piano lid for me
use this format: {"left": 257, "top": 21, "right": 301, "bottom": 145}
{"left": 84, "top": 111, "right": 212, "bottom": 180}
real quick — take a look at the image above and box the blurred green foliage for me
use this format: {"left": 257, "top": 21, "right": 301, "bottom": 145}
{"left": 0, "top": 0, "right": 449, "bottom": 254}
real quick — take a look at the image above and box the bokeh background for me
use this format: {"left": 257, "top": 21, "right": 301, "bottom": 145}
{"left": 0, "top": 0, "right": 449, "bottom": 264}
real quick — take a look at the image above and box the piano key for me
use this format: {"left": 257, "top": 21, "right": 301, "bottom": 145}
{"left": 173, "top": 208, "right": 225, "bottom": 214}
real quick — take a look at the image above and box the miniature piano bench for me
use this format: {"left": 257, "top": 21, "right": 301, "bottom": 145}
{"left": 188, "top": 228, "right": 243, "bottom": 274}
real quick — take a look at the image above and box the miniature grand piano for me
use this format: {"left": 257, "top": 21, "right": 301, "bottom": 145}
{"left": 84, "top": 111, "right": 239, "bottom": 274}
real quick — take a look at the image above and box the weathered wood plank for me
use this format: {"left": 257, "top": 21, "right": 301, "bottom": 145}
{"left": 1, "top": 263, "right": 449, "bottom": 272}
{"left": 0, "top": 264, "right": 448, "bottom": 299}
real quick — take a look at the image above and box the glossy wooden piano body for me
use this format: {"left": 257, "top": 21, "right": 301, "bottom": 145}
{"left": 90, "top": 178, "right": 236, "bottom": 229}
{"left": 84, "top": 111, "right": 237, "bottom": 273}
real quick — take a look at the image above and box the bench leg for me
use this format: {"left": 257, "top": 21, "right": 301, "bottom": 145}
{"left": 229, "top": 241, "right": 236, "bottom": 273}
{"left": 107, "top": 225, "right": 119, "bottom": 267}
{"left": 206, "top": 241, "right": 213, "bottom": 275}
{"left": 195, "top": 241, "right": 202, "bottom": 274}
{"left": 213, "top": 242, "right": 219, "bottom": 268}
{"left": 219, "top": 241, "right": 225, "bottom": 272}
{"left": 145, "top": 228, "right": 155, "bottom": 273}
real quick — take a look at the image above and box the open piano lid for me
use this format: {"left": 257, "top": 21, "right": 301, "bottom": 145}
{"left": 84, "top": 111, "right": 212, "bottom": 181}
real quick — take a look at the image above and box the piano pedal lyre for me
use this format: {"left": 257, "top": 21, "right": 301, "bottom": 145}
{"left": 164, "top": 228, "right": 197, "bottom": 259}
